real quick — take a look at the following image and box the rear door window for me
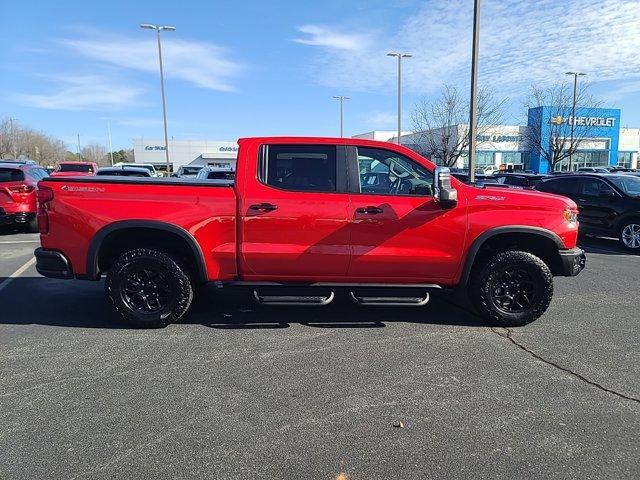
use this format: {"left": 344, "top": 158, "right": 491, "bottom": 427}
{"left": 260, "top": 145, "right": 337, "bottom": 192}
{"left": 0, "top": 168, "right": 25, "bottom": 182}
{"left": 538, "top": 178, "right": 581, "bottom": 196}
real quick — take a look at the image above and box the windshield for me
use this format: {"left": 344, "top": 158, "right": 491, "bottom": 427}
{"left": 0, "top": 167, "right": 25, "bottom": 182}
{"left": 59, "top": 163, "right": 94, "bottom": 173}
{"left": 609, "top": 176, "right": 640, "bottom": 196}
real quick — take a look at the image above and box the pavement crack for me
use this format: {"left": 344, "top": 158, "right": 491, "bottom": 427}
{"left": 491, "top": 327, "right": 640, "bottom": 404}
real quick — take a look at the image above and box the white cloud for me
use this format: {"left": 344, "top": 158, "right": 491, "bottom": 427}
{"left": 295, "top": 0, "right": 640, "bottom": 95}
{"left": 116, "top": 118, "right": 163, "bottom": 128}
{"left": 17, "top": 76, "right": 142, "bottom": 110}
{"left": 62, "top": 34, "right": 243, "bottom": 92}
{"left": 292, "top": 25, "right": 371, "bottom": 51}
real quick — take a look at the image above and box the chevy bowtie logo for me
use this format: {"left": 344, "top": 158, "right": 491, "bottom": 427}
{"left": 550, "top": 116, "right": 566, "bottom": 125}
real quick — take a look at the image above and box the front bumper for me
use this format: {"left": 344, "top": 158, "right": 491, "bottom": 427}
{"left": 558, "top": 247, "right": 586, "bottom": 276}
{"left": 34, "top": 248, "right": 74, "bottom": 279}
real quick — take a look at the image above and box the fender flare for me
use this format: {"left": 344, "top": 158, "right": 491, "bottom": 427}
{"left": 460, "top": 226, "right": 565, "bottom": 285}
{"left": 85, "top": 220, "right": 207, "bottom": 283}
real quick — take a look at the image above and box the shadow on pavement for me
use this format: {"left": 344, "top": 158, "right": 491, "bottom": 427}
{"left": 578, "top": 235, "right": 637, "bottom": 256}
{"left": 0, "top": 226, "right": 25, "bottom": 236}
{"left": 0, "top": 277, "right": 485, "bottom": 330}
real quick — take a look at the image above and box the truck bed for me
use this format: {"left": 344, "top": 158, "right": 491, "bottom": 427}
{"left": 38, "top": 176, "right": 238, "bottom": 281}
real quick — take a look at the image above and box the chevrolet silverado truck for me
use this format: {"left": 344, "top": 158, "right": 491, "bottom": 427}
{"left": 34, "top": 137, "right": 585, "bottom": 328}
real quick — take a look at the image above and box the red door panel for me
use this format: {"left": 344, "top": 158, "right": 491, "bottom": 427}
{"left": 348, "top": 195, "right": 467, "bottom": 282}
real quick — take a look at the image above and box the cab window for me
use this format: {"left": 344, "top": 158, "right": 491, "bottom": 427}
{"left": 356, "top": 147, "right": 433, "bottom": 196}
{"left": 260, "top": 145, "right": 337, "bottom": 192}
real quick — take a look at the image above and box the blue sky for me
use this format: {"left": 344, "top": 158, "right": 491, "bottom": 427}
{"left": 1, "top": 0, "right": 640, "bottom": 151}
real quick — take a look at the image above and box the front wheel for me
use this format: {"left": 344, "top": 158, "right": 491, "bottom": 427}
{"left": 469, "top": 250, "right": 553, "bottom": 327}
{"left": 619, "top": 220, "right": 640, "bottom": 251}
{"left": 105, "top": 248, "right": 194, "bottom": 328}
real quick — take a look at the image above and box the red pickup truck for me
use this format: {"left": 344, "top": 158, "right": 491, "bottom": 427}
{"left": 34, "top": 137, "right": 585, "bottom": 328}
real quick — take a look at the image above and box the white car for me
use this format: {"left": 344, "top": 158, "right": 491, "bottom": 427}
{"left": 113, "top": 162, "right": 159, "bottom": 177}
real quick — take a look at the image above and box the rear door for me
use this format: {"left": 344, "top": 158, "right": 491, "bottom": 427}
{"left": 575, "top": 177, "right": 620, "bottom": 232}
{"left": 239, "top": 143, "right": 351, "bottom": 280}
{"left": 346, "top": 146, "right": 467, "bottom": 282}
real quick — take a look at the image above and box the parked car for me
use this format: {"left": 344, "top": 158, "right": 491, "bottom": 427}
{"left": 450, "top": 171, "right": 502, "bottom": 185}
{"left": 493, "top": 173, "right": 547, "bottom": 189}
{"left": 51, "top": 161, "right": 98, "bottom": 177}
{"left": 0, "top": 161, "right": 49, "bottom": 231}
{"left": 195, "top": 165, "right": 235, "bottom": 181}
{"left": 96, "top": 166, "right": 152, "bottom": 177}
{"left": 535, "top": 173, "right": 640, "bottom": 250}
{"left": 113, "top": 162, "right": 159, "bottom": 177}
{"left": 35, "top": 137, "right": 585, "bottom": 328}
{"left": 475, "top": 165, "right": 499, "bottom": 175}
{"left": 577, "top": 167, "right": 615, "bottom": 173}
{"left": 172, "top": 165, "right": 205, "bottom": 178}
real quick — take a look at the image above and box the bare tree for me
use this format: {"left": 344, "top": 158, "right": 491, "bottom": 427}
{"left": 411, "top": 85, "right": 507, "bottom": 167}
{"left": 522, "top": 83, "right": 603, "bottom": 172}
{"left": 0, "top": 117, "right": 67, "bottom": 164}
{"left": 81, "top": 143, "right": 109, "bottom": 165}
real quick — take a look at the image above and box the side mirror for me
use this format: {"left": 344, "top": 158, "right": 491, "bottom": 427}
{"left": 433, "top": 166, "right": 458, "bottom": 208}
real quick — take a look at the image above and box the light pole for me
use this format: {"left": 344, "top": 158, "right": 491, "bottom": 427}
{"left": 565, "top": 71, "right": 586, "bottom": 172}
{"left": 141, "top": 23, "right": 175, "bottom": 175}
{"left": 467, "top": 0, "right": 481, "bottom": 183}
{"left": 387, "top": 52, "right": 412, "bottom": 144}
{"left": 107, "top": 121, "right": 114, "bottom": 166}
{"left": 332, "top": 95, "right": 349, "bottom": 137}
{"left": 77, "top": 134, "right": 82, "bottom": 160}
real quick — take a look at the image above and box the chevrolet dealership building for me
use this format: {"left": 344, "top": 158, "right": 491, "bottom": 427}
{"left": 397, "top": 107, "right": 639, "bottom": 173}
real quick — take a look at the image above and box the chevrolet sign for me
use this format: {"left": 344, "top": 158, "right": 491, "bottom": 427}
{"left": 549, "top": 116, "right": 615, "bottom": 127}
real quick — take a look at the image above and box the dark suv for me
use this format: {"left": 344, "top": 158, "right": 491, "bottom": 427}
{"left": 0, "top": 161, "right": 49, "bottom": 231}
{"left": 535, "top": 174, "right": 640, "bottom": 250}
{"left": 493, "top": 173, "right": 547, "bottom": 189}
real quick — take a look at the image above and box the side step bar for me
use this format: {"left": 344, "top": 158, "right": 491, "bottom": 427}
{"left": 349, "top": 292, "right": 430, "bottom": 307}
{"left": 253, "top": 291, "right": 335, "bottom": 306}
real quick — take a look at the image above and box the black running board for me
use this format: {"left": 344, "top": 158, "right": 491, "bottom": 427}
{"left": 252, "top": 291, "right": 335, "bottom": 306}
{"left": 349, "top": 292, "right": 430, "bottom": 306}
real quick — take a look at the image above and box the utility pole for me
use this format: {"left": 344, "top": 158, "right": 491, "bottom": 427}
{"left": 468, "top": 0, "right": 481, "bottom": 183}
{"left": 332, "top": 95, "right": 349, "bottom": 137}
{"left": 387, "top": 52, "right": 412, "bottom": 144}
{"left": 565, "top": 71, "right": 586, "bottom": 172}
{"left": 141, "top": 23, "right": 176, "bottom": 175}
{"left": 77, "top": 134, "right": 82, "bottom": 160}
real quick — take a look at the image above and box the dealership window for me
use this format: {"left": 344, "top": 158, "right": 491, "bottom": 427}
{"left": 617, "top": 152, "right": 633, "bottom": 168}
{"left": 260, "top": 144, "right": 337, "bottom": 192}
{"left": 554, "top": 151, "right": 610, "bottom": 172}
{"left": 476, "top": 151, "right": 495, "bottom": 167}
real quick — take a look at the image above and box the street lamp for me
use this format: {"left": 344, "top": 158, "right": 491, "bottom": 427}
{"left": 467, "top": 0, "right": 481, "bottom": 184}
{"left": 140, "top": 23, "right": 175, "bottom": 175}
{"left": 387, "top": 52, "right": 412, "bottom": 144}
{"left": 565, "top": 71, "right": 586, "bottom": 172}
{"left": 332, "top": 95, "right": 349, "bottom": 137}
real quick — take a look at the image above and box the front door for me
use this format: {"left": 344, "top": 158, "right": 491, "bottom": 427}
{"left": 347, "top": 146, "right": 466, "bottom": 283}
{"left": 239, "top": 143, "right": 351, "bottom": 281}
{"left": 575, "top": 177, "right": 620, "bottom": 232}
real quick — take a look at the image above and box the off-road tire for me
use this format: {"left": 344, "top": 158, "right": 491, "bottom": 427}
{"left": 105, "top": 248, "right": 194, "bottom": 328}
{"left": 469, "top": 250, "right": 553, "bottom": 327}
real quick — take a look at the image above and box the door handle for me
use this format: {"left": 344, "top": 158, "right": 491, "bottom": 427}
{"left": 355, "top": 206, "right": 383, "bottom": 214}
{"left": 249, "top": 203, "right": 278, "bottom": 211}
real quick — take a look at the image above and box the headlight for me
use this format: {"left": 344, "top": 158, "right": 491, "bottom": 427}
{"left": 563, "top": 208, "right": 578, "bottom": 226}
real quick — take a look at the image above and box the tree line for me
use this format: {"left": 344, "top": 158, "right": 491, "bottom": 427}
{"left": 0, "top": 118, "right": 133, "bottom": 166}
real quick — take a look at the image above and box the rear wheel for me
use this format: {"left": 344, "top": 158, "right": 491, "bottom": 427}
{"left": 105, "top": 248, "right": 194, "bottom": 328}
{"left": 619, "top": 220, "right": 640, "bottom": 251}
{"left": 469, "top": 250, "right": 553, "bottom": 327}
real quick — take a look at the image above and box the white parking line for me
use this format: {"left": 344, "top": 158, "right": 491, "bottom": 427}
{"left": 0, "top": 257, "right": 36, "bottom": 294}
{"left": 0, "top": 240, "right": 40, "bottom": 244}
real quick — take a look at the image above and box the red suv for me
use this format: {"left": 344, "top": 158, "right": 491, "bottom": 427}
{"left": 50, "top": 161, "right": 98, "bottom": 177}
{"left": 0, "top": 161, "right": 49, "bottom": 232}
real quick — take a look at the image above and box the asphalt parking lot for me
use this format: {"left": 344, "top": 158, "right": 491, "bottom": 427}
{"left": 1, "top": 228, "right": 638, "bottom": 479}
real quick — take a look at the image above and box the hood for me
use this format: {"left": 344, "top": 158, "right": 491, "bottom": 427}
{"left": 476, "top": 184, "right": 578, "bottom": 210}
